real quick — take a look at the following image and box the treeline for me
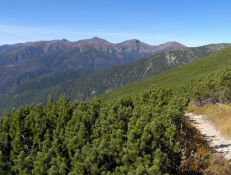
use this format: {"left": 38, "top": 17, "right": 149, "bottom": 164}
{"left": 191, "top": 68, "right": 231, "bottom": 105}
{"left": 1, "top": 88, "right": 210, "bottom": 174}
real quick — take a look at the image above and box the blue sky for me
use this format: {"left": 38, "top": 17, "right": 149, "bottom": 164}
{"left": 0, "top": 0, "right": 230, "bottom": 46}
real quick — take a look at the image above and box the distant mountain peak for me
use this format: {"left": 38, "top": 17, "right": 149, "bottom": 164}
{"left": 117, "top": 39, "right": 141, "bottom": 45}
{"left": 60, "top": 38, "right": 70, "bottom": 42}
{"left": 76, "top": 37, "right": 112, "bottom": 46}
{"left": 116, "top": 39, "right": 148, "bottom": 49}
{"left": 159, "top": 41, "right": 186, "bottom": 48}
{"left": 91, "top": 36, "right": 103, "bottom": 40}
{"left": 125, "top": 39, "right": 141, "bottom": 43}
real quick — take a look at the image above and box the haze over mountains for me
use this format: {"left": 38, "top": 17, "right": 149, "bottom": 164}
{"left": 0, "top": 37, "right": 185, "bottom": 95}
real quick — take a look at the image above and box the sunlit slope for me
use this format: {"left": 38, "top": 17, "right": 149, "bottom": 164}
{"left": 103, "top": 47, "right": 231, "bottom": 100}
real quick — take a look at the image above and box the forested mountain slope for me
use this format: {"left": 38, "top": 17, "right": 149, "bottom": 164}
{"left": 0, "top": 43, "right": 229, "bottom": 112}
{"left": 103, "top": 46, "right": 231, "bottom": 101}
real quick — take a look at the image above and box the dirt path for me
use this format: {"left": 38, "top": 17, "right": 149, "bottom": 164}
{"left": 185, "top": 113, "right": 231, "bottom": 161}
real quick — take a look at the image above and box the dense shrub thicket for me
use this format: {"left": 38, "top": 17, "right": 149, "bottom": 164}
{"left": 0, "top": 88, "right": 193, "bottom": 174}
{"left": 191, "top": 68, "right": 231, "bottom": 105}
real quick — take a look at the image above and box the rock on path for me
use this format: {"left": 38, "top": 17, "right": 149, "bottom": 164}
{"left": 185, "top": 113, "right": 231, "bottom": 161}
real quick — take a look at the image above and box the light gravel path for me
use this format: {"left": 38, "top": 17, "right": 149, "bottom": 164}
{"left": 185, "top": 113, "right": 231, "bottom": 161}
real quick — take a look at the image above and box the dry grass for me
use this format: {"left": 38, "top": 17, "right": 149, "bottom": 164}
{"left": 203, "top": 155, "right": 231, "bottom": 175}
{"left": 188, "top": 103, "right": 231, "bottom": 139}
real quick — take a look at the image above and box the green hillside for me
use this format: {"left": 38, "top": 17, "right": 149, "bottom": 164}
{"left": 103, "top": 47, "right": 231, "bottom": 101}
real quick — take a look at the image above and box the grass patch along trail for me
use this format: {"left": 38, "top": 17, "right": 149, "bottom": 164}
{"left": 188, "top": 103, "right": 231, "bottom": 139}
{"left": 185, "top": 112, "right": 231, "bottom": 161}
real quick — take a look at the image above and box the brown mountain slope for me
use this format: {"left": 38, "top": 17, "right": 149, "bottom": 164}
{"left": 0, "top": 37, "right": 185, "bottom": 93}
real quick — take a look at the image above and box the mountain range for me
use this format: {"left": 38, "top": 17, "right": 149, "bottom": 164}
{"left": 0, "top": 38, "right": 230, "bottom": 112}
{"left": 0, "top": 37, "right": 185, "bottom": 95}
